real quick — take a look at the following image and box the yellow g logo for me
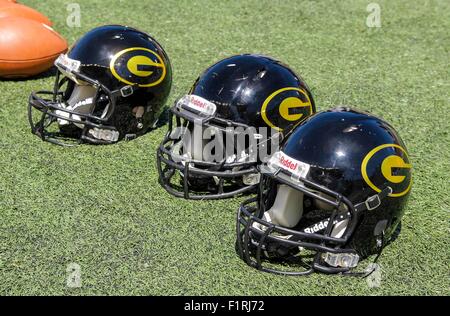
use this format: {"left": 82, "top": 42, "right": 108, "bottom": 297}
{"left": 110, "top": 47, "right": 166, "bottom": 87}
{"left": 361, "top": 144, "right": 412, "bottom": 197}
{"left": 261, "top": 87, "right": 313, "bottom": 131}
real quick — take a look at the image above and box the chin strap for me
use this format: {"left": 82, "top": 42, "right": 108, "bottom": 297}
{"left": 354, "top": 186, "right": 393, "bottom": 212}
{"left": 110, "top": 84, "right": 140, "bottom": 99}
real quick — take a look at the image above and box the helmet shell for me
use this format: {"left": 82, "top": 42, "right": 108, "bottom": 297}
{"left": 190, "top": 54, "right": 315, "bottom": 133}
{"left": 67, "top": 25, "right": 172, "bottom": 137}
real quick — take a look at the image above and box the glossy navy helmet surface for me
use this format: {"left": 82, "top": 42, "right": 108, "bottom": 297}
{"left": 237, "top": 107, "right": 412, "bottom": 275}
{"left": 28, "top": 25, "right": 172, "bottom": 145}
{"left": 189, "top": 54, "right": 314, "bottom": 131}
{"left": 157, "top": 54, "right": 315, "bottom": 200}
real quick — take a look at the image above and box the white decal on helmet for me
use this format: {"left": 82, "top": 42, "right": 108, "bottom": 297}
{"left": 268, "top": 151, "right": 310, "bottom": 180}
{"left": 55, "top": 54, "right": 81, "bottom": 73}
{"left": 177, "top": 95, "right": 217, "bottom": 116}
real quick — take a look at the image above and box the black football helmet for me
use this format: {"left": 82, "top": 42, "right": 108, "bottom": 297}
{"left": 237, "top": 107, "right": 412, "bottom": 275}
{"left": 157, "top": 54, "right": 315, "bottom": 199}
{"left": 28, "top": 25, "right": 172, "bottom": 145}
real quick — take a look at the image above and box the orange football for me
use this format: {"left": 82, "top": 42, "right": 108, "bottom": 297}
{"left": 0, "top": 17, "right": 68, "bottom": 78}
{"left": 0, "top": 2, "right": 52, "bottom": 26}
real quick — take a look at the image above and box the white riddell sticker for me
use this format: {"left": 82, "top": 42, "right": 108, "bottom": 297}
{"left": 55, "top": 54, "right": 81, "bottom": 73}
{"left": 178, "top": 95, "right": 216, "bottom": 116}
{"left": 268, "top": 151, "right": 310, "bottom": 179}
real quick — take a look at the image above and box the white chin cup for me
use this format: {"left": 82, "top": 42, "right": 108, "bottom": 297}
{"left": 323, "top": 252, "right": 359, "bottom": 268}
{"left": 88, "top": 128, "right": 119, "bottom": 142}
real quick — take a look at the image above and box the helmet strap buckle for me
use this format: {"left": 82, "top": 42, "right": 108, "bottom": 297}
{"left": 355, "top": 186, "right": 392, "bottom": 212}
{"left": 365, "top": 194, "right": 381, "bottom": 211}
{"left": 120, "top": 85, "right": 134, "bottom": 98}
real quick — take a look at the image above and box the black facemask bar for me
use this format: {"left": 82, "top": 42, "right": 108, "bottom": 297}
{"left": 28, "top": 65, "right": 140, "bottom": 146}
{"left": 236, "top": 164, "right": 392, "bottom": 275}
{"left": 157, "top": 100, "right": 281, "bottom": 200}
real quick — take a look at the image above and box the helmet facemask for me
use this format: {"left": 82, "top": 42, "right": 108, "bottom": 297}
{"left": 28, "top": 54, "right": 137, "bottom": 146}
{"left": 157, "top": 95, "right": 282, "bottom": 199}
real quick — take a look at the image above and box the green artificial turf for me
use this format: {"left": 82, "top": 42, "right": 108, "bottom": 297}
{"left": 0, "top": 0, "right": 449, "bottom": 295}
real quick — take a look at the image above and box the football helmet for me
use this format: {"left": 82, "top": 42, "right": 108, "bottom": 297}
{"left": 237, "top": 107, "right": 412, "bottom": 275}
{"left": 157, "top": 54, "right": 315, "bottom": 199}
{"left": 28, "top": 25, "right": 172, "bottom": 145}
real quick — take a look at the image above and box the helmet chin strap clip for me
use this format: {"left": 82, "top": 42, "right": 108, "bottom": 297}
{"left": 110, "top": 84, "right": 139, "bottom": 98}
{"left": 120, "top": 85, "right": 135, "bottom": 98}
{"left": 355, "top": 186, "right": 393, "bottom": 212}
